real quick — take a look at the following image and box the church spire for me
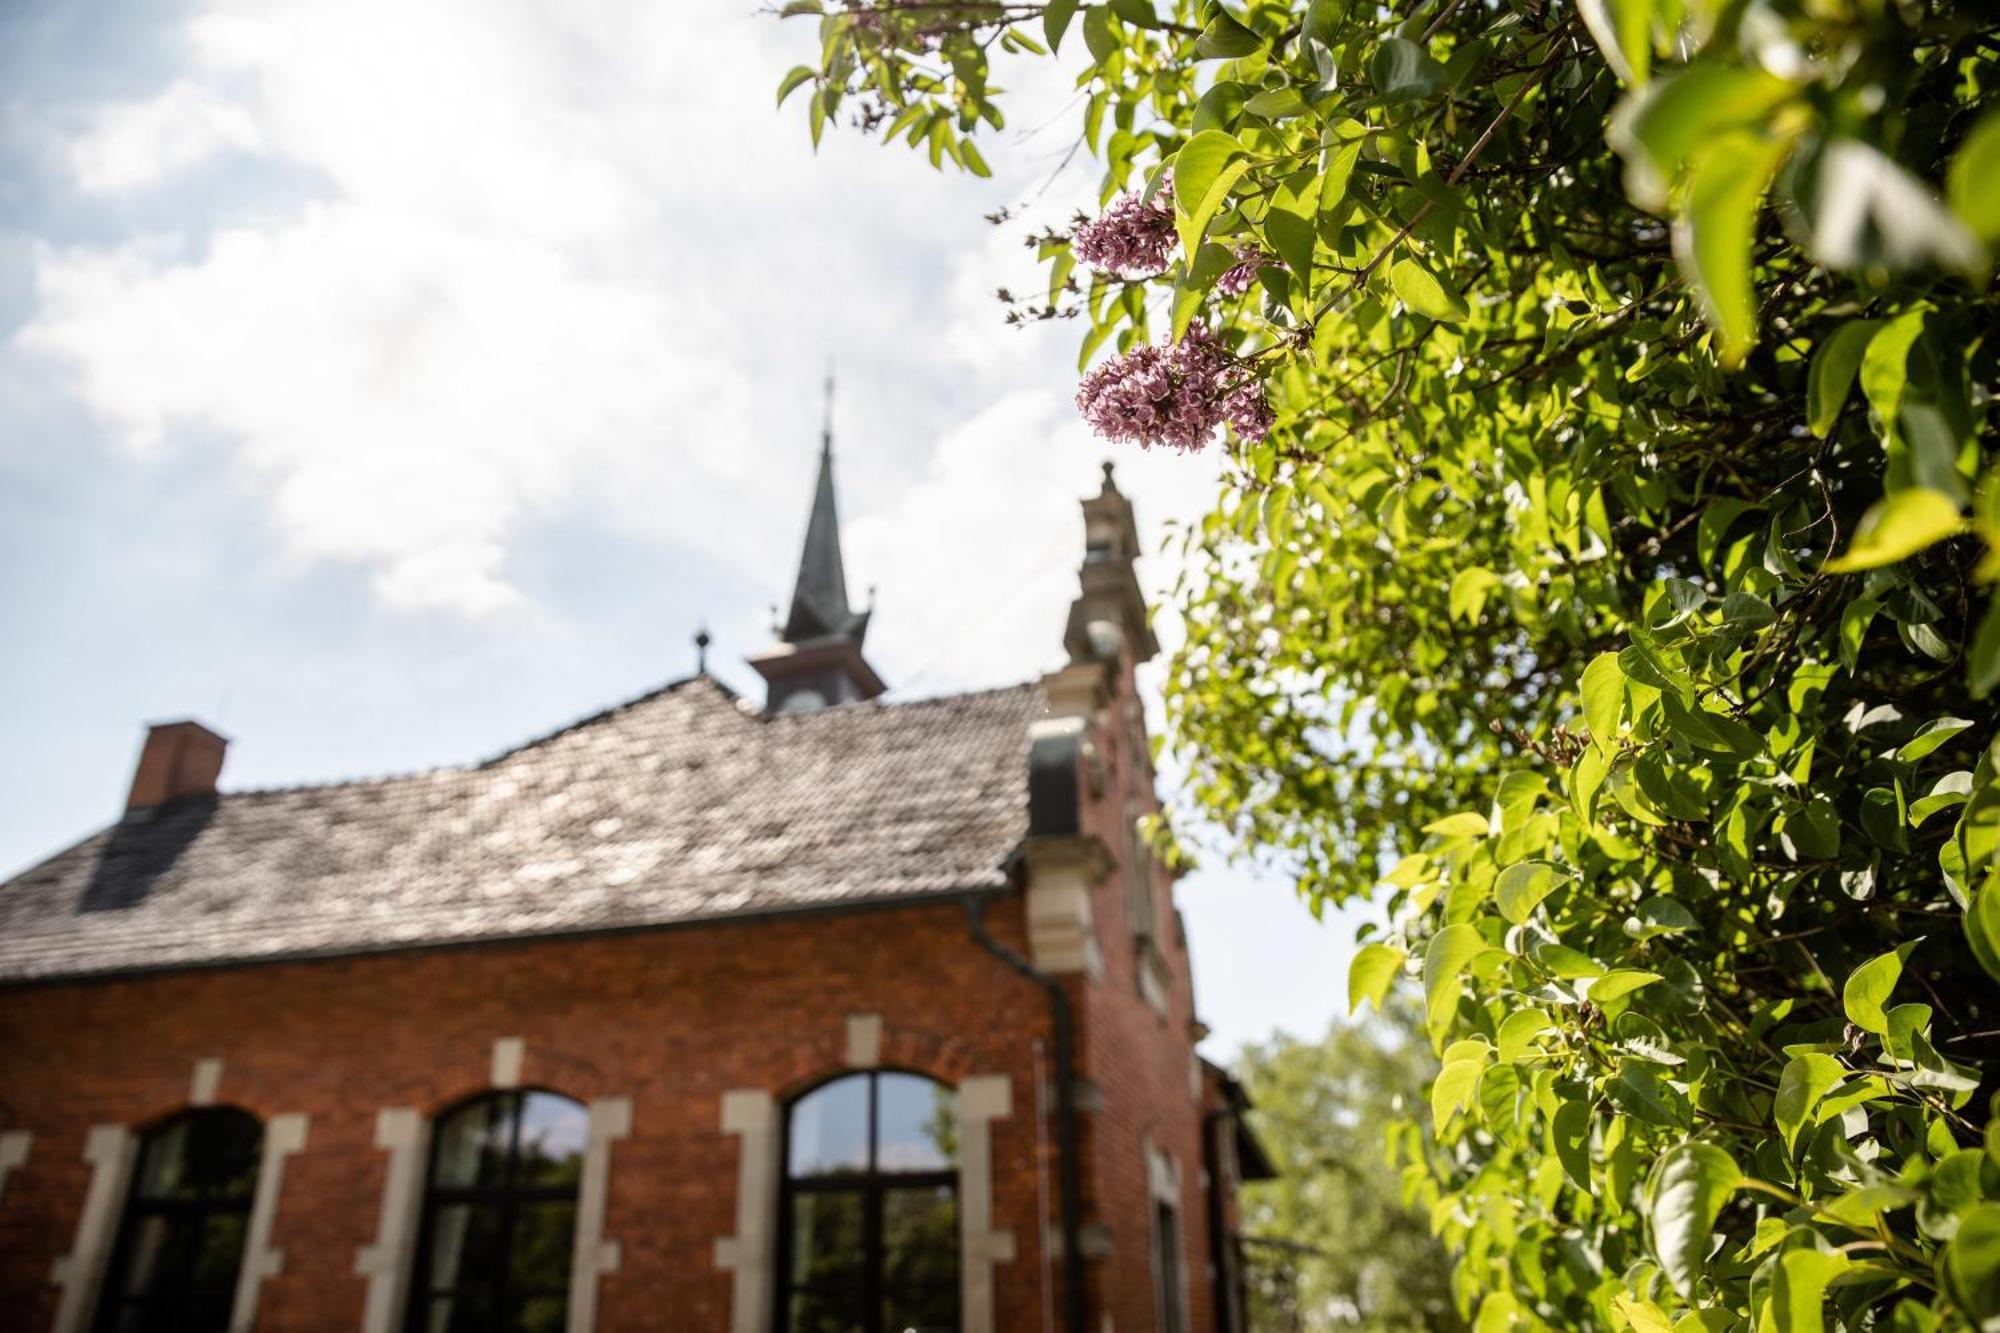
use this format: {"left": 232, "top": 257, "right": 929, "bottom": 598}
{"left": 782, "top": 372, "right": 866, "bottom": 645}
{"left": 748, "top": 376, "right": 886, "bottom": 712}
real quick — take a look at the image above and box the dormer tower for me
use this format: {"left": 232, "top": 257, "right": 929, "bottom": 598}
{"left": 748, "top": 381, "right": 886, "bottom": 712}
{"left": 1062, "top": 462, "right": 1159, "bottom": 667}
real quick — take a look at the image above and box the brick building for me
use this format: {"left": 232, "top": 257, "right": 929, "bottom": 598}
{"left": 0, "top": 437, "right": 1269, "bottom": 1333}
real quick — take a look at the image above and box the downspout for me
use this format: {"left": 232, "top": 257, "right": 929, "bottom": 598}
{"left": 965, "top": 894, "right": 1086, "bottom": 1333}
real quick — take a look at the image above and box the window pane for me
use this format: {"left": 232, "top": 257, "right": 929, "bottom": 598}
{"left": 133, "top": 1120, "right": 192, "bottom": 1200}
{"left": 514, "top": 1093, "right": 588, "bottom": 1188}
{"left": 509, "top": 1200, "right": 577, "bottom": 1293}
{"left": 788, "top": 1288, "right": 866, "bottom": 1333}
{"left": 425, "top": 1292, "right": 492, "bottom": 1333}
{"left": 108, "top": 1214, "right": 183, "bottom": 1303}
{"left": 514, "top": 1295, "right": 566, "bottom": 1333}
{"left": 183, "top": 1111, "right": 262, "bottom": 1199}
{"left": 884, "top": 1284, "right": 960, "bottom": 1333}
{"left": 432, "top": 1097, "right": 518, "bottom": 1190}
{"left": 882, "top": 1185, "right": 959, "bottom": 1292}
{"left": 787, "top": 1078, "right": 869, "bottom": 1178}
{"left": 426, "top": 1202, "right": 507, "bottom": 1292}
{"left": 185, "top": 1210, "right": 251, "bottom": 1325}
{"left": 787, "top": 1190, "right": 865, "bottom": 1290}
{"left": 875, "top": 1074, "right": 955, "bottom": 1173}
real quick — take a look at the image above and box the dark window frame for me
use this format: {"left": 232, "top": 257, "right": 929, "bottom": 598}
{"left": 776, "top": 1069, "right": 960, "bottom": 1333}
{"left": 404, "top": 1088, "right": 586, "bottom": 1333}
{"left": 94, "top": 1105, "right": 264, "bottom": 1333}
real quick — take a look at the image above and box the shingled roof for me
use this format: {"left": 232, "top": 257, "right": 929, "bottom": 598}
{"left": 0, "top": 677, "right": 1044, "bottom": 984}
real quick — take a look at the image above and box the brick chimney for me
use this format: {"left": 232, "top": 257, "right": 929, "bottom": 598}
{"left": 126, "top": 720, "right": 228, "bottom": 814}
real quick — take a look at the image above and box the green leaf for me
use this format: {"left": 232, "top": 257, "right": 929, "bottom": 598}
{"left": 1497, "top": 1009, "right": 1555, "bottom": 1063}
{"left": 1770, "top": 1248, "right": 1848, "bottom": 1332}
{"left": 1265, "top": 201, "right": 1316, "bottom": 295}
{"left": 1448, "top": 566, "right": 1502, "bottom": 622}
{"left": 1967, "top": 878, "right": 2000, "bottom": 985}
{"left": 1939, "top": 1203, "right": 2000, "bottom": 1324}
{"left": 1609, "top": 63, "right": 1793, "bottom": 210}
{"left": 1824, "top": 488, "right": 1964, "bottom": 572}
{"left": 1970, "top": 600, "right": 2000, "bottom": 699}
{"left": 776, "top": 65, "right": 817, "bottom": 108}
{"left": 1842, "top": 941, "right": 1918, "bottom": 1035}
{"left": 1860, "top": 308, "right": 1926, "bottom": 433}
{"left": 1552, "top": 1098, "right": 1593, "bottom": 1189}
{"left": 1496, "top": 861, "right": 1559, "bottom": 925}
{"left": 1581, "top": 651, "right": 1626, "bottom": 752}
{"left": 1369, "top": 37, "right": 1447, "bottom": 102}
{"left": 1898, "top": 718, "right": 1974, "bottom": 763}
{"left": 1948, "top": 112, "right": 2000, "bottom": 243}
{"left": 1775, "top": 1052, "right": 1844, "bottom": 1153}
{"left": 1673, "top": 131, "right": 1785, "bottom": 368}
{"left": 1081, "top": 5, "right": 1119, "bottom": 65}
{"left": 1577, "top": 0, "right": 1653, "bottom": 86}
{"left": 1432, "top": 1045, "right": 1490, "bottom": 1130}
{"left": 1806, "top": 319, "right": 1880, "bottom": 438}
{"left": 1193, "top": 11, "right": 1261, "bottom": 59}
{"left": 1347, "top": 942, "right": 1406, "bottom": 1015}
{"left": 1171, "top": 130, "right": 1248, "bottom": 255}
{"left": 1108, "top": 0, "right": 1157, "bottom": 30}
{"left": 1424, "top": 923, "right": 1489, "bottom": 1035}
{"left": 1422, "top": 811, "right": 1489, "bottom": 839}
{"left": 1391, "top": 257, "right": 1469, "bottom": 323}
{"left": 1590, "top": 970, "right": 1664, "bottom": 1005}
{"left": 1042, "top": 0, "right": 1081, "bottom": 51}
{"left": 1646, "top": 1142, "right": 1741, "bottom": 1297}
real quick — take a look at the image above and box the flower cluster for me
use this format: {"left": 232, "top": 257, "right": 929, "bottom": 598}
{"left": 1216, "top": 246, "right": 1269, "bottom": 297}
{"left": 1071, "top": 174, "right": 1176, "bottom": 277}
{"left": 1075, "top": 325, "right": 1273, "bottom": 452}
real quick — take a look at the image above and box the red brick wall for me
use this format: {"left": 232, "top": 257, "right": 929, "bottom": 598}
{"left": 1068, "top": 654, "right": 1216, "bottom": 1333}
{"left": 0, "top": 898, "right": 1066, "bottom": 1332}
{"left": 0, "top": 673, "right": 1227, "bottom": 1333}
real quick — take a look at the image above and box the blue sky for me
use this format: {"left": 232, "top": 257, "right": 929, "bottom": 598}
{"left": 0, "top": 0, "right": 1373, "bottom": 1059}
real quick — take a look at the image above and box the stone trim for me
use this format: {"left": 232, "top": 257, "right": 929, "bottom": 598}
{"left": 567, "top": 1097, "right": 631, "bottom": 1333}
{"left": 50, "top": 1124, "right": 137, "bottom": 1333}
{"left": 230, "top": 1112, "right": 308, "bottom": 1332}
{"left": 955, "top": 1075, "right": 1016, "bottom": 1333}
{"left": 844, "top": 1014, "right": 883, "bottom": 1068}
{"left": 714, "top": 1089, "right": 779, "bottom": 1333}
{"left": 189, "top": 1057, "right": 223, "bottom": 1107}
{"left": 355, "top": 1108, "right": 430, "bottom": 1333}
{"left": 1020, "top": 834, "right": 1113, "bottom": 978}
{"left": 0, "top": 1130, "right": 29, "bottom": 1202}
{"left": 490, "top": 1036, "right": 525, "bottom": 1089}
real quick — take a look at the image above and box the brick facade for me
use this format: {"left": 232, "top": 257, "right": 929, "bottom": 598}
{"left": 0, "top": 466, "right": 1247, "bottom": 1332}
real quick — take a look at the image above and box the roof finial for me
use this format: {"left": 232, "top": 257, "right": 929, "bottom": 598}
{"left": 693, "top": 624, "right": 711, "bottom": 674}
{"left": 821, "top": 361, "right": 835, "bottom": 457}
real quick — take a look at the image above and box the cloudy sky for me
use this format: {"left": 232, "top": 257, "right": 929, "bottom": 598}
{"left": 0, "top": 0, "right": 1371, "bottom": 1057}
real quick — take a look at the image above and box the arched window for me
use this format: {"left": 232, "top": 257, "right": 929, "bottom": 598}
{"left": 96, "top": 1107, "right": 262, "bottom": 1332}
{"left": 780, "top": 1071, "right": 959, "bottom": 1333}
{"left": 408, "top": 1090, "right": 588, "bottom": 1333}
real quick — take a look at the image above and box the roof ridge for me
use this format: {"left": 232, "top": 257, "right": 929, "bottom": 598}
{"left": 217, "top": 673, "right": 725, "bottom": 799}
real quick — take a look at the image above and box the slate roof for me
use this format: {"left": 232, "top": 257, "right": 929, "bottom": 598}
{"left": 0, "top": 677, "right": 1044, "bottom": 984}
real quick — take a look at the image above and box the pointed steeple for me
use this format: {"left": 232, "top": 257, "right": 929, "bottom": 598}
{"left": 782, "top": 378, "right": 869, "bottom": 645}
{"left": 748, "top": 375, "right": 886, "bottom": 712}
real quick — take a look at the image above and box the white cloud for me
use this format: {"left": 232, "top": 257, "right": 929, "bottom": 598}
{"left": 68, "top": 79, "right": 265, "bottom": 192}
{"left": 18, "top": 0, "right": 1224, "bottom": 647}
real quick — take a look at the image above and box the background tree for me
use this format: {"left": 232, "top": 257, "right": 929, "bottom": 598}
{"left": 1235, "top": 1002, "right": 1466, "bottom": 1332}
{"left": 778, "top": 0, "right": 2000, "bottom": 1326}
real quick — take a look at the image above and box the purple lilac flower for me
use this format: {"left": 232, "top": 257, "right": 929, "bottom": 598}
{"left": 1075, "top": 324, "right": 1273, "bottom": 453}
{"left": 1071, "top": 173, "right": 1177, "bottom": 277}
{"left": 1216, "top": 246, "right": 1269, "bottom": 297}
